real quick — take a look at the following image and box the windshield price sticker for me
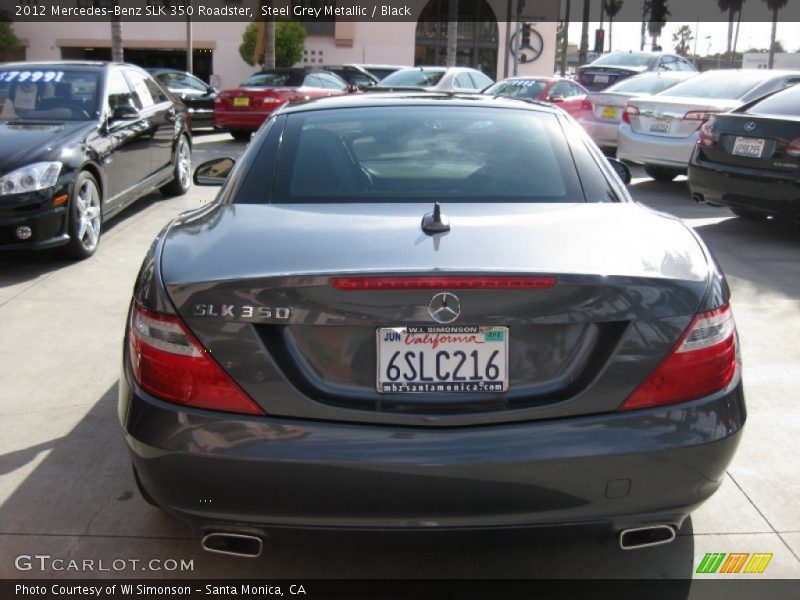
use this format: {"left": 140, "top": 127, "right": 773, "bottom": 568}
{"left": 0, "top": 71, "right": 64, "bottom": 84}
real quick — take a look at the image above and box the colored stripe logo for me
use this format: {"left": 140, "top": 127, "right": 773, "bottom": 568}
{"left": 696, "top": 552, "right": 773, "bottom": 574}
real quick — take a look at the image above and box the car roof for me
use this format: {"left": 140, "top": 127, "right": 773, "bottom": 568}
{"left": 276, "top": 92, "right": 561, "bottom": 115}
{"left": 0, "top": 60, "right": 110, "bottom": 69}
{"left": 496, "top": 76, "right": 557, "bottom": 83}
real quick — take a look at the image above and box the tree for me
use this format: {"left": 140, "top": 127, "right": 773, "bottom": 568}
{"left": 640, "top": 0, "right": 650, "bottom": 51}
{"left": 672, "top": 24, "right": 693, "bottom": 56}
{"left": 240, "top": 21, "right": 306, "bottom": 68}
{"left": 604, "top": 0, "right": 623, "bottom": 52}
{"left": 0, "top": 11, "right": 18, "bottom": 57}
{"left": 110, "top": 15, "right": 123, "bottom": 62}
{"left": 717, "top": 0, "right": 744, "bottom": 59}
{"left": 761, "top": 0, "right": 788, "bottom": 68}
{"left": 446, "top": 0, "right": 458, "bottom": 67}
{"left": 647, "top": 0, "right": 669, "bottom": 50}
{"left": 579, "top": 0, "right": 591, "bottom": 65}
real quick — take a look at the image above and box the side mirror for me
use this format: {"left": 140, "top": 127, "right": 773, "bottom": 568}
{"left": 194, "top": 157, "right": 235, "bottom": 186}
{"left": 607, "top": 158, "right": 632, "bottom": 185}
{"left": 548, "top": 94, "right": 565, "bottom": 103}
{"left": 111, "top": 105, "right": 139, "bottom": 121}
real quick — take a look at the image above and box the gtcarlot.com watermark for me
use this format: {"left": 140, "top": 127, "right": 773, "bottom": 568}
{"left": 15, "top": 554, "right": 194, "bottom": 573}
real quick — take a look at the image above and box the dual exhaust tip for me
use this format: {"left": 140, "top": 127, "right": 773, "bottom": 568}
{"left": 201, "top": 525, "right": 676, "bottom": 557}
{"left": 619, "top": 524, "right": 677, "bottom": 550}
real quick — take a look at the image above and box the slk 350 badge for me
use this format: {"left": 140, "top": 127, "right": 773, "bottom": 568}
{"left": 192, "top": 304, "right": 290, "bottom": 319}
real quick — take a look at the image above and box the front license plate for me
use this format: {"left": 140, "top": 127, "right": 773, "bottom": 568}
{"left": 732, "top": 136, "right": 765, "bottom": 158}
{"left": 376, "top": 326, "right": 508, "bottom": 393}
{"left": 233, "top": 96, "right": 249, "bottom": 107}
{"left": 594, "top": 74, "right": 610, "bottom": 84}
{"left": 601, "top": 106, "right": 619, "bottom": 119}
{"left": 649, "top": 118, "right": 671, "bottom": 134}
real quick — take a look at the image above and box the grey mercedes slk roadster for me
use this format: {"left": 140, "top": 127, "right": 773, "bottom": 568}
{"left": 119, "top": 94, "right": 744, "bottom": 557}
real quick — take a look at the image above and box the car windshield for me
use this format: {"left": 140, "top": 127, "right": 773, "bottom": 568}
{"left": 659, "top": 71, "right": 771, "bottom": 99}
{"left": 484, "top": 79, "right": 548, "bottom": 99}
{"left": 0, "top": 68, "right": 100, "bottom": 121}
{"left": 592, "top": 53, "right": 655, "bottom": 68}
{"left": 270, "top": 106, "right": 589, "bottom": 204}
{"left": 746, "top": 84, "right": 800, "bottom": 117}
{"left": 379, "top": 70, "right": 446, "bottom": 87}
{"left": 242, "top": 71, "right": 305, "bottom": 87}
{"left": 605, "top": 75, "right": 685, "bottom": 94}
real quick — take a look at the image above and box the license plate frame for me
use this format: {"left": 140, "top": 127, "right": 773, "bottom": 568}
{"left": 649, "top": 118, "right": 671, "bottom": 134}
{"left": 731, "top": 136, "right": 766, "bottom": 158}
{"left": 376, "top": 326, "right": 509, "bottom": 394}
{"left": 233, "top": 96, "right": 250, "bottom": 107}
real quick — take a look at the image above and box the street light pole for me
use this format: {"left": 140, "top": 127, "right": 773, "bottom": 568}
{"left": 186, "top": 1, "right": 193, "bottom": 74}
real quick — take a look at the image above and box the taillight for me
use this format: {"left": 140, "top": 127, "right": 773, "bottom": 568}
{"left": 698, "top": 118, "right": 716, "bottom": 148}
{"left": 619, "top": 304, "right": 737, "bottom": 411}
{"left": 683, "top": 110, "right": 720, "bottom": 123}
{"left": 330, "top": 276, "right": 558, "bottom": 291}
{"left": 786, "top": 138, "right": 800, "bottom": 158}
{"left": 581, "top": 98, "right": 593, "bottom": 111}
{"left": 622, "top": 103, "right": 639, "bottom": 124}
{"left": 262, "top": 96, "right": 282, "bottom": 106}
{"left": 128, "top": 302, "right": 264, "bottom": 415}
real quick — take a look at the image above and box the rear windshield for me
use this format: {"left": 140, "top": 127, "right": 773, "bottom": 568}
{"left": 659, "top": 71, "right": 770, "bottom": 100}
{"left": 592, "top": 53, "right": 655, "bottom": 68}
{"left": 379, "top": 70, "right": 446, "bottom": 87}
{"left": 605, "top": 74, "right": 686, "bottom": 95}
{"left": 0, "top": 69, "right": 100, "bottom": 121}
{"left": 270, "top": 106, "right": 589, "bottom": 204}
{"left": 746, "top": 84, "right": 800, "bottom": 117}
{"left": 484, "top": 79, "right": 548, "bottom": 99}
{"left": 242, "top": 71, "right": 304, "bottom": 87}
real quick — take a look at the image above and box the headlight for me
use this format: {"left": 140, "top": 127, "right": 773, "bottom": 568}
{"left": 0, "top": 162, "right": 63, "bottom": 196}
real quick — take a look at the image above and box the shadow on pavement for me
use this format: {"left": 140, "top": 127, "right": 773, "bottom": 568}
{"left": 0, "top": 380, "right": 695, "bottom": 581}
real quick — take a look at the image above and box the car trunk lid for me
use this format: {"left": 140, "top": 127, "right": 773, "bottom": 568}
{"left": 627, "top": 96, "right": 739, "bottom": 138}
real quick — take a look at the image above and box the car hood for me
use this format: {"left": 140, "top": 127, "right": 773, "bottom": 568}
{"left": 160, "top": 202, "right": 709, "bottom": 286}
{"left": 0, "top": 120, "right": 95, "bottom": 174}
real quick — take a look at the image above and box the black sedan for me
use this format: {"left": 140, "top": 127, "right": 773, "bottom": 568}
{"left": 147, "top": 68, "right": 217, "bottom": 129}
{"left": 120, "top": 94, "right": 743, "bottom": 557}
{"left": 0, "top": 61, "right": 191, "bottom": 259}
{"left": 689, "top": 84, "right": 800, "bottom": 222}
{"left": 576, "top": 51, "right": 697, "bottom": 91}
{"left": 322, "top": 65, "right": 380, "bottom": 90}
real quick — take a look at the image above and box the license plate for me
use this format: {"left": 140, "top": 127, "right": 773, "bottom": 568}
{"left": 649, "top": 118, "right": 671, "bottom": 134}
{"left": 376, "top": 326, "right": 508, "bottom": 393}
{"left": 601, "top": 106, "right": 619, "bottom": 119}
{"left": 732, "top": 136, "right": 766, "bottom": 158}
{"left": 594, "top": 74, "right": 609, "bottom": 84}
{"left": 233, "top": 96, "right": 249, "bottom": 107}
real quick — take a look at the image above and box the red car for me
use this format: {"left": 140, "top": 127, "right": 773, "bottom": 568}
{"left": 482, "top": 76, "right": 590, "bottom": 119}
{"left": 215, "top": 68, "right": 355, "bottom": 140}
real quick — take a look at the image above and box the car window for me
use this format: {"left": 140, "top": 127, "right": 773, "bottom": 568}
{"left": 317, "top": 72, "right": 348, "bottom": 91}
{"left": 484, "top": 79, "right": 547, "bottom": 99}
{"left": 270, "top": 106, "right": 589, "bottom": 204}
{"left": 455, "top": 73, "right": 475, "bottom": 89}
{"left": 658, "top": 57, "right": 677, "bottom": 71}
{"left": 380, "top": 70, "right": 446, "bottom": 87}
{"left": 303, "top": 74, "right": 324, "bottom": 88}
{"left": 550, "top": 82, "right": 571, "bottom": 97}
{"left": 159, "top": 72, "right": 207, "bottom": 92}
{"left": 659, "top": 71, "right": 776, "bottom": 100}
{"left": 107, "top": 69, "right": 139, "bottom": 111}
{"left": 566, "top": 83, "right": 583, "bottom": 97}
{"left": 746, "top": 84, "right": 800, "bottom": 117}
{"left": 676, "top": 59, "right": 696, "bottom": 72}
{"left": 469, "top": 71, "right": 494, "bottom": 90}
{"left": 592, "top": 52, "right": 655, "bottom": 68}
{"left": 0, "top": 68, "right": 100, "bottom": 121}
{"left": 124, "top": 69, "right": 168, "bottom": 108}
{"left": 348, "top": 71, "right": 377, "bottom": 87}
{"left": 242, "top": 71, "right": 305, "bottom": 87}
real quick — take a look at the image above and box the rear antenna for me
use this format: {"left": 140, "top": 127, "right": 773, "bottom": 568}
{"left": 421, "top": 201, "right": 450, "bottom": 235}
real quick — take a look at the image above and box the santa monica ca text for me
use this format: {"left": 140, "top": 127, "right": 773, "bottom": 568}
{"left": 16, "top": 584, "right": 307, "bottom": 596}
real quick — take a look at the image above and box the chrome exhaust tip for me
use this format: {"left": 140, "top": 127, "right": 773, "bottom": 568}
{"left": 692, "top": 193, "right": 704, "bottom": 204}
{"left": 201, "top": 532, "right": 263, "bottom": 558}
{"left": 619, "top": 525, "right": 676, "bottom": 550}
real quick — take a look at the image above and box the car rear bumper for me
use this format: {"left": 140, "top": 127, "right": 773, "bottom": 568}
{"left": 120, "top": 368, "right": 746, "bottom": 533}
{"left": 579, "top": 118, "right": 619, "bottom": 149}
{"left": 214, "top": 109, "right": 274, "bottom": 131}
{"left": 617, "top": 123, "right": 697, "bottom": 168}
{"left": 688, "top": 159, "right": 800, "bottom": 220}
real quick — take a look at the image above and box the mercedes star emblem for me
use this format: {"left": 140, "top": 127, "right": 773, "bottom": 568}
{"left": 428, "top": 292, "right": 461, "bottom": 324}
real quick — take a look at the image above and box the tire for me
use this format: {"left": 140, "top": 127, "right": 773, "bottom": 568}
{"left": 160, "top": 134, "right": 192, "bottom": 197}
{"left": 61, "top": 171, "right": 102, "bottom": 260}
{"left": 644, "top": 165, "right": 680, "bottom": 182}
{"left": 229, "top": 129, "right": 251, "bottom": 141}
{"left": 730, "top": 207, "right": 768, "bottom": 221}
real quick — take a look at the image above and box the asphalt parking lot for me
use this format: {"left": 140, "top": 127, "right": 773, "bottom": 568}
{"left": 0, "top": 131, "right": 798, "bottom": 580}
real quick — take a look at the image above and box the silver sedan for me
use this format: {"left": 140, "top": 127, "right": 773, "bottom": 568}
{"left": 375, "top": 66, "right": 494, "bottom": 93}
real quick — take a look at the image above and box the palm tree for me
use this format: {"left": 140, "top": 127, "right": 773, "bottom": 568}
{"left": 761, "top": 0, "right": 787, "bottom": 68}
{"left": 717, "top": 0, "right": 745, "bottom": 59}
{"left": 579, "top": 0, "right": 591, "bottom": 64}
{"left": 446, "top": 0, "right": 458, "bottom": 67}
{"left": 647, "top": 0, "right": 669, "bottom": 50}
{"left": 110, "top": 15, "right": 123, "bottom": 62}
{"left": 604, "top": 0, "right": 624, "bottom": 52}
{"left": 640, "top": 0, "right": 650, "bottom": 51}
{"left": 254, "top": 2, "right": 276, "bottom": 69}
